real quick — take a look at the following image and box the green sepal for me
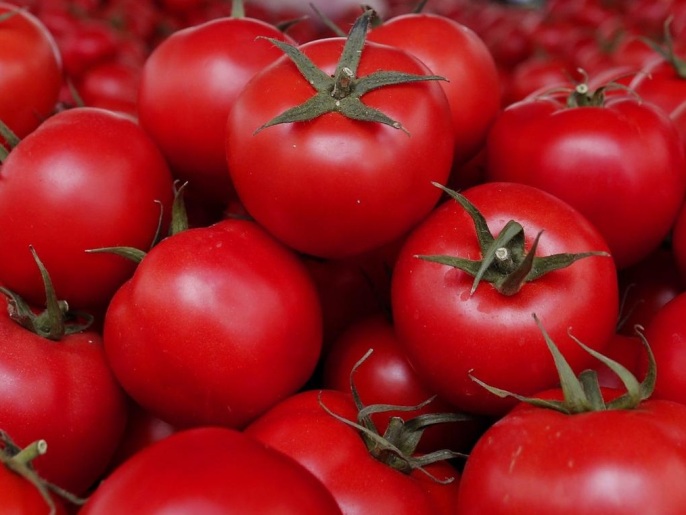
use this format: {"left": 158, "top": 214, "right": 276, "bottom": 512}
{"left": 254, "top": 9, "right": 446, "bottom": 135}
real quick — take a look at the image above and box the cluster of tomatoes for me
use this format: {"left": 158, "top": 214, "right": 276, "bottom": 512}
{"left": 4, "top": 0, "right": 686, "bottom": 512}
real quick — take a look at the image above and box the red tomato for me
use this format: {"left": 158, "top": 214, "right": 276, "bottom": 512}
{"left": 368, "top": 12, "right": 501, "bottom": 165}
{"left": 226, "top": 17, "right": 454, "bottom": 258}
{"left": 641, "top": 291, "right": 686, "bottom": 406}
{"left": 103, "top": 218, "right": 323, "bottom": 429}
{"left": 0, "top": 107, "right": 174, "bottom": 311}
{"left": 391, "top": 182, "right": 619, "bottom": 416}
{"left": 80, "top": 426, "right": 343, "bottom": 514}
{"left": 457, "top": 391, "right": 686, "bottom": 513}
{"left": 484, "top": 87, "right": 686, "bottom": 269}
{"left": 245, "top": 389, "right": 462, "bottom": 514}
{"left": 0, "top": 2, "right": 62, "bottom": 145}
{"left": 322, "top": 314, "right": 485, "bottom": 453}
{"left": 137, "top": 14, "right": 296, "bottom": 209}
{"left": 0, "top": 292, "right": 128, "bottom": 495}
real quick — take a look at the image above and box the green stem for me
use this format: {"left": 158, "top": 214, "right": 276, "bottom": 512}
{"left": 231, "top": 0, "right": 244, "bottom": 18}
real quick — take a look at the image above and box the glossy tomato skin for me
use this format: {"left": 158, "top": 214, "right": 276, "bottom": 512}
{"left": 0, "top": 2, "right": 62, "bottom": 144}
{"left": 245, "top": 389, "right": 461, "bottom": 515}
{"left": 456, "top": 394, "right": 686, "bottom": 514}
{"left": 80, "top": 426, "right": 343, "bottom": 514}
{"left": 138, "top": 16, "right": 296, "bottom": 208}
{"left": 484, "top": 95, "right": 686, "bottom": 269}
{"left": 368, "top": 12, "right": 501, "bottom": 165}
{"left": 0, "top": 107, "right": 174, "bottom": 311}
{"left": 391, "top": 182, "right": 619, "bottom": 416}
{"left": 226, "top": 38, "right": 454, "bottom": 259}
{"left": 0, "top": 296, "right": 128, "bottom": 495}
{"left": 103, "top": 218, "right": 323, "bottom": 429}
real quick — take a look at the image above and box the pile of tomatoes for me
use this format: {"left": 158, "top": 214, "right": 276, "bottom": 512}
{"left": 4, "top": 0, "right": 686, "bottom": 512}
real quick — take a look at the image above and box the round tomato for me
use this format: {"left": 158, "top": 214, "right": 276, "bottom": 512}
{"left": 137, "top": 13, "right": 296, "bottom": 209}
{"left": 80, "top": 426, "right": 342, "bottom": 513}
{"left": 103, "top": 218, "right": 323, "bottom": 429}
{"left": 0, "top": 2, "right": 62, "bottom": 145}
{"left": 225, "top": 12, "right": 454, "bottom": 258}
{"left": 0, "top": 107, "right": 174, "bottom": 312}
{"left": 457, "top": 393, "right": 686, "bottom": 513}
{"left": 391, "top": 182, "right": 619, "bottom": 416}
{"left": 484, "top": 86, "right": 686, "bottom": 269}
{"left": 245, "top": 389, "right": 462, "bottom": 514}
{"left": 0, "top": 290, "right": 128, "bottom": 495}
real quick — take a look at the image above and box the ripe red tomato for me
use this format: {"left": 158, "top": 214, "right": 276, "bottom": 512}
{"left": 245, "top": 389, "right": 462, "bottom": 514}
{"left": 322, "top": 314, "right": 484, "bottom": 453}
{"left": 0, "top": 107, "right": 174, "bottom": 311}
{"left": 0, "top": 2, "right": 62, "bottom": 145}
{"left": 225, "top": 14, "right": 454, "bottom": 258}
{"left": 457, "top": 390, "right": 686, "bottom": 513}
{"left": 391, "top": 182, "right": 619, "bottom": 416}
{"left": 137, "top": 14, "right": 296, "bottom": 209}
{"left": 0, "top": 291, "right": 128, "bottom": 495}
{"left": 80, "top": 426, "right": 343, "bottom": 513}
{"left": 484, "top": 86, "right": 686, "bottom": 269}
{"left": 103, "top": 218, "right": 323, "bottom": 429}
{"left": 368, "top": 12, "right": 501, "bottom": 165}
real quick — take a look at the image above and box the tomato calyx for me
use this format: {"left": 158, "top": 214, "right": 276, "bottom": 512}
{"left": 254, "top": 9, "right": 446, "bottom": 135}
{"left": 0, "top": 246, "right": 93, "bottom": 340}
{"left": 471, "top": 314, "right": 656, "bottom": 413}
{"left": 319, "top": 349, "right": 469, "bottom": 483}
{"left": 1, "top": 430, "right": 86, "bottom": 513}
{"left": 418, "top": 183, "right": 610, "bottom": 296}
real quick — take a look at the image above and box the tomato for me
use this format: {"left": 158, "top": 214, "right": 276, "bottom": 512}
{"left": 457, "top": 393, "right": 686, "bottom": 513}
{"left": 391, "top": 182, "right": 619, "bottom": 416}
{"left": 640, "top": 291, "right": 686, "bottom": 406}
{"left": 80, "top": 426, "right": 343, "bottom": 514}
{"left": 245, "top": 389, "right": 462, "bottom": 514}
{"left": 0, "top": 290, "right": 128, "bottom": 495}
{"left": 322, "top": 314, "right": 485, "bottom": 453}
{"left": 484, "top": 85, "right": 686, "bottom": 269}
{"left": 368, "top": 12, "right": 501, "bottom": 165}
{"left": 137, "top": 12, "right": 296, "bottom": 209}
{"left": 226, "top": 12, "right": 454, "bottom": 258}
{"left": 0, "top": 2, "right": 62, "bottom": 145}
{"left": 456, "top": 316, "right": 686, "bottom": 513}
{"left": 103, "top": 218, "right": 323, "bottom": 429}
{"left": 0, "top": 107, "right": 174, "bottom": 311}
